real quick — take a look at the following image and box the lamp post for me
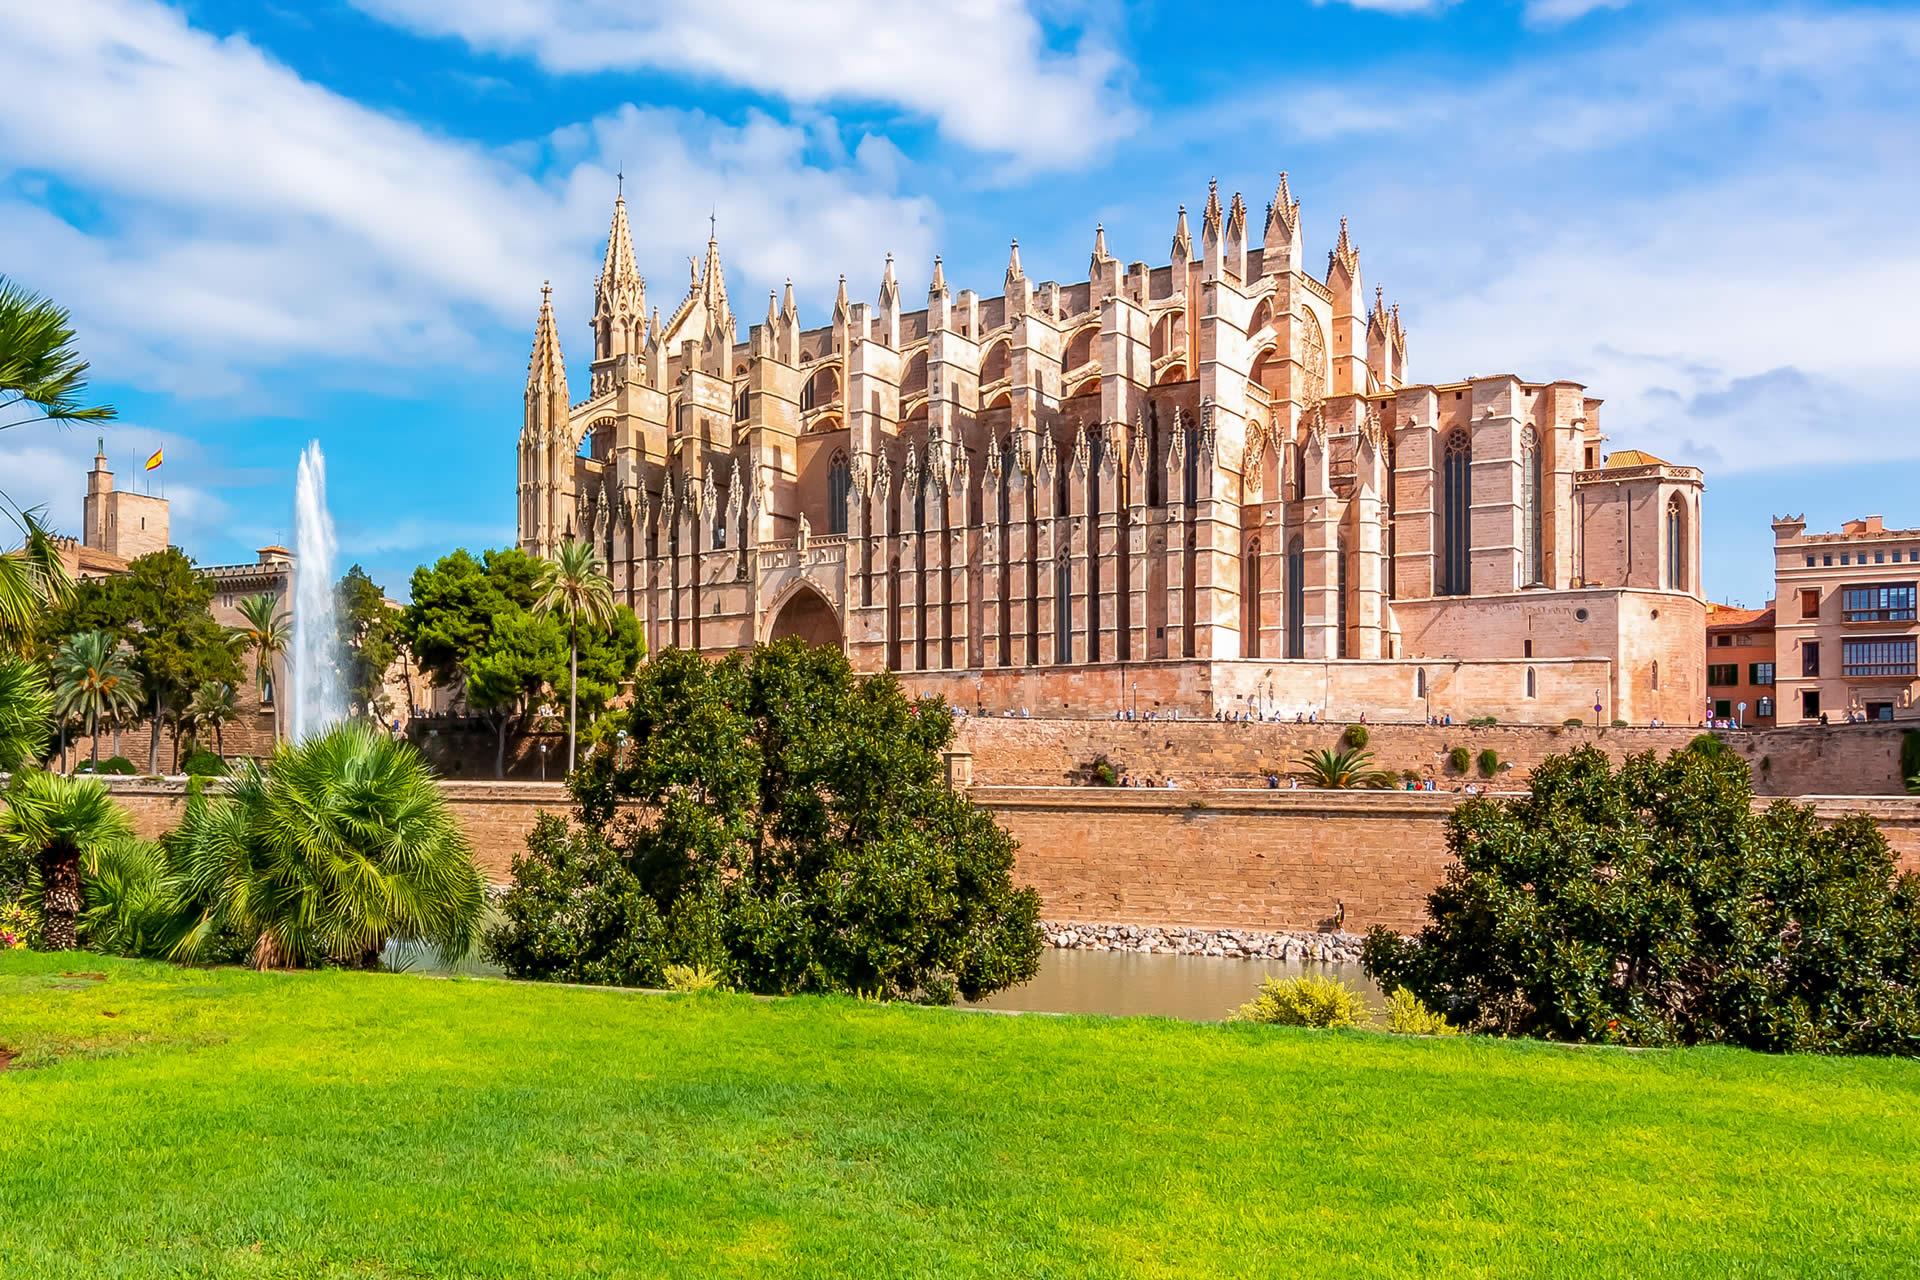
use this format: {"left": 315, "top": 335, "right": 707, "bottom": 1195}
{"left": 538, "top": 741, "right": 548, "bottom": 782}
{"left": 1131, "top": 681, "right": 1138, "bottom": 719}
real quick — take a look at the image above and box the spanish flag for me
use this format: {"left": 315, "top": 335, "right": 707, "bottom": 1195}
{"left": 144, "top": 449, "right": 163, "bottom": 471}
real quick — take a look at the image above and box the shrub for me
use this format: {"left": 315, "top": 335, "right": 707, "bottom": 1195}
{"left": 1902, "top": 731, "right": 1920, "bottom": 795}
{"left": 1231, "top": 973, "right": 1370, "bottom": 1028}
{"left": 1467, "top": 716, "right": 1497, "bottom": 729}
{"left": 662, "top": 963, "right": 727, "bottom": 993}
{"left": 490, "top": 640, "right": 1042, "bottom": 1003}
{"left": 181, "top": 749, "right": 226, "bottom": 777}
{"left": 1296, "top": 747, "right": 1393, "bottom": 789}
{"left": 1343, "top": 724, "right": 1369, "bottom": 749}
{"left": 1088, "top": 753, "right": 1119, "bottom": 787}
{"left": 1612, "top": 719, "right": 1629, "bottom": 728}
{"left": 1687, "top": 733, "right": 1728, "bottom": 759}
{"left": 1476, "top": 748, "right": 1500, "bottom": 778}
{"left": 1447, "top": 746, "right": 1471, "bottom": 773}
{"left": 0, "top": 900, "right": 39, "bottom": 950}
{"left": 1384, "top": 987, "right": 1459, "bottom": 1036}
{"left": 1562, "top": 718, "right": 1583, "bottom": 727}
{"left": 75, "top": 756, "right": 137, "bottom": 776}
{"left": 1363, "top": 744, "right": 1920, "bottom": 1054}
{"left": 168, "top": 722, "right": 484, "bottom": 969}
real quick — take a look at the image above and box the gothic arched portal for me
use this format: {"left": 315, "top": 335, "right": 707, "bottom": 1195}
{"left": 766, "top": 584, "right": 844, "bottom": 651}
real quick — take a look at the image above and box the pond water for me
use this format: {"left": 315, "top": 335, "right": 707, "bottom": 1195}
{"left": 966, "top": 947, "right": 1381, "bottom": 1022}
{"left": 385, "top": 935, "right": 1379, "bottom": 1024}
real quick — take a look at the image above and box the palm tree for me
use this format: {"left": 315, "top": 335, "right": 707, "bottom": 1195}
{"left": 0, "top": 506, "right": 73, "bottom": 655}
{"left": 51, "top": 630, "right": 142, "bottom": 771}
{"left": 0, "top": 654, "right": 52, "bottom": 772}
{"left": 231, "top": 593, "right": 289, "bottom": 743}
{"left": 1295, "top": 747, "right": 1394, "bottom": 790}
{"left": 186, "top": 680, "right": 239, "bottom": 759}
{"left": 534, "top": 539, "right": 616, "bottom": 774}
{"left": 168, "top": 721, "right": 484, "bottom": 969}
{"left": 0, "top": 768, "right": 136, "bottom": 950}
{"left": 0, "top": 274, "right": 116, "bottom": 431}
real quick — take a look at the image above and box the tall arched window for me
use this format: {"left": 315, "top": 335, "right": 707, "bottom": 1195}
{"left": 1055, "top": 556, "right": 1072, "bottom": 663}
{"left": 1244, "top": 537, "right": 1261, "bottom": 658}
{"left": 1651, "top": 660, "right": 1660, "bottom": 691}
{"left": 1336, "top": 534, "right": 1350, "bottom": 659}
{"left": 1443, "top": 429, "right": 1472, "bottom": 595}
{"left": 998, "top": 439, "right": 1013, "bottom": 525}
{"left": 1521, "top": 426, "right": 1543, "bottom": 586}
{"left": 1415, "top": 668, "right": 1426, "bottom": 698}
{"left": 827, "top": 451, "right": 851, "bottom": 535}
{"left": 1286, "top": 535, "right": 1305, "bottom": 658}
{"left": 1526, "top": 667, "right": 1537, "bottom": 699}
{"left": 1184, "top": 417, "right": 1200, "bottom": 505}
{"left": 1666, "top": 494, "right": 1687, "bottom": 590}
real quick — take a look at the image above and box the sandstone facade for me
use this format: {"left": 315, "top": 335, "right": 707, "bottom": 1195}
{"left": 517, "top": 178, "right": 1706, "bottom": 725}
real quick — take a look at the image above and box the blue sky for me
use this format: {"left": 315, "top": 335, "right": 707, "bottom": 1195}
{"left": 3, "top": 0, "right": 1917, "bottom": 607}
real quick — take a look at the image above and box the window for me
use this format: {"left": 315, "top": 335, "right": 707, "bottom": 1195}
{"left": 1842, "top": 638, "right": 1918, "bottom": 677}
{"left": 1841, "top": 554, "right": 1850, "bottom": 565}
{"left": 1757, "top": 696, "right": 1773, "bottom": 718}
{"left": 1416, "top": 668, "right": 1426, "bottom": 698}
{"left": 1714, "top": 699, "right": 1732, "bottom": 720}
{"left": 1876, "top": 551, "right": 1886, "bottom": 564}
{"left": 1800, "top": 589, "right": 1821, "bottom": 619}
{"left": 1652, "top": 660, "right": 1659, "bottom": 690}
{"left": 1524, "top": 639, "right": 1533, "bottom": 658}
{"left": 1802, "top": 690, "right": 1820, "bottom": 718}
{"left": 827, "top": 451, "right": 852, "bottom": 535}
{"left": 1824, "top": 555, "right": 1832, "bottom": 566}
{"left": 1441, "top": 430, "right": 1471, "bottom": 595}
{"left": 1841, "top": 583, "right": 1917, "bottom": 622}
{"left": 1750, "top": 662, "right": 1775, "bottom": 686}
{"left": 1806, "top": 556, "right": 1816, "bottom": 567}
{"left": 1286, "top": 536, "right": 1305, "bottom": 658}
{"left": 1665, "top": 494, "right": 1687, "bottom": 591}
{"left": 1520, "top": 427, "right": 1543, "bottom": 585}
{"left": 1715, "top": 634, "right": 1732, "bottom": 647}
{"left": 1803, "top": 642, "right": 1820, "bottom": 677}
{"left": 1525, "top": 667, "right": 1536, "bottom": 698}
{"left": 1336, "top": 536, "right": 1350, "bottom": 659}
{"left": 1708, "top": 664, "right": 1739, "bottom": 686}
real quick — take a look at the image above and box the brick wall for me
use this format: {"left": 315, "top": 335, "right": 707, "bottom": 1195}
{"left": 93, "top": 775, "right": 1920, "bottom": 937}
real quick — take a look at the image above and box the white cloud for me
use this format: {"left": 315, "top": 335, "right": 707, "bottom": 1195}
{"left": 1207, "top": 9, "right": 1920, "bottom": 473}
{"left": 1524, "top": 0, "right": 1630, "bottom": 25}
{"left": 1309, "top": 0, "right": 1461, "bottom": 13}
{"left": 0, "top": 0, "right": 938, "bottom": 394}
{"left": 346, "top": 0, "right": 1138, "bottom": 170}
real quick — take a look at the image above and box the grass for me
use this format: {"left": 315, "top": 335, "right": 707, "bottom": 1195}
{"left": 3, "top": 953, "right": 1919, "bottom": 1278}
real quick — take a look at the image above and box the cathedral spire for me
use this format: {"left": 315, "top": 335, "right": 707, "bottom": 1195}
{"left": 1330, "top": 216, "right": 1359, "bottom": 279}
{"left": 526, "top": 282, "right": 566, "bottom": 401}
{"left": 1202, "top": 178, "right": 1223, "bottom": 250}
{"left": 1171, "top": 205, "right": 1191, "bottom": 263}
{"left": 700, "top": 225, "right": 733, "bottom": 343}
{"left": 1265, "top": 171, "right": 1299, "bottom": 244}
{"left": 929, "top": 254, "right": 947, "bottom": 297}
{"left": 1005, "top": 238, "right": 1024, "bottom": 288}
{"left": 834, "top": 273, "right": 850, "bottom": 322}
{"left": 782, "top": 278, "right": 797, "bottom": 325}
{"left": 599, "top": 190, "right": 640, "bottom": 297}
{"left": 878, "top": 252, "right": 899, "bottom": 307}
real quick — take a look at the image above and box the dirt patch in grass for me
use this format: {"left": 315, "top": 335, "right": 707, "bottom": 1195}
{"left": 0, "top": 1045, "right": 15, "bottom": 1071}
{"left": 62, "top": 971, "right": 107, "bottom": 981}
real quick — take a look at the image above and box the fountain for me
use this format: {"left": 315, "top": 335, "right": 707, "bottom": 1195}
{"left": 289, "top": 442, "right": 346, "bottom": 742}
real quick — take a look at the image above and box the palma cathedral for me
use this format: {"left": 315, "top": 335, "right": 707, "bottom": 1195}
{"left": 516, "top": 177, "right": 1707, "bottom": 724}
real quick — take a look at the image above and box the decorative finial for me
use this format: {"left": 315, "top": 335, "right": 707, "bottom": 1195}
{"left": 616, "top": 169, "right": 624, "bottom": 199}
{"left": 709, "top": 207, "right": 717, "bottom": 241}
{"left": 542, "top": 280, "right": 552, "bottom": 300}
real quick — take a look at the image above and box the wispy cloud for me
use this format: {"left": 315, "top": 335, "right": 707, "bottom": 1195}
{"left": 0, "top": 0, "right": 938, "bottom": 394}
{"left": 1524, "top": 0, "right": 1631, "bottom": 25}
{"left": 1309, "top": 0, "right": 1461, "bottom": 14}
{"left": 346, "top": 0, "right": 1138, "bottom": 171}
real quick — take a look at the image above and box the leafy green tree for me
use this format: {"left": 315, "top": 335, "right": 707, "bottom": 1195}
{"left": 0, "top": 275, "right": 116, "bottom": 431}
{"left": 1363, "top": 745, "right": 1920, "bottom": 1055}
{"left": 0, "top": 769, "right": 135, "bottom": 950}
{"left": 0, "top": 654, "right": 52, "bottom": 772}
{"left": 1295, "top": 747, "right": 1393, "bottom": 789}
{"left": 463, "top": 610, "right": 563, "bottom": 779}
{"left": 489, "top": 640, "right": 1042, "bottom": 1002}
{"left": 402, "top": 547, "right": 544, "bottom": 688}
{"left": 534, "top": 539, "right": 621, "bottom": 773}
{"left": 186, "top": 680, "right": 239, "bottom": 758}
{"left": 336, "top": 565, "right": 400, "bottom": 719}
{"left": 231, "top": 592, "right": 288, "bottom": 743}
{"left": 51, "top": 630, "right": 142, "bottom": 771}
{"left": 113, "top": 549, "right": 242, "bottom": 772}
{"left": 1, "top": 505, "right": 73, "bottom": 656}
{"left": 166, "top": 721, "right": 484, "bottom": 969}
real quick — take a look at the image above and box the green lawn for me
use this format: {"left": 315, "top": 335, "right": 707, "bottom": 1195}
{"left": 3, "top": 953, "right": 1918, "bottom": 1278}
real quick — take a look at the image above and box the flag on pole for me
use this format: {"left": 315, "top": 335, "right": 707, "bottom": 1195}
{"left": 144, "top": 449, "right": 163, "bottom": 471}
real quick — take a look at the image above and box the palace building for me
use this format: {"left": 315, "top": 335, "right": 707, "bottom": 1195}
{"left": 516, "top": 178, "right": 1707, "bottom": 723}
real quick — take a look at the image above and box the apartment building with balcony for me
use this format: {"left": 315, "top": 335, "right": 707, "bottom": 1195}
{"left": 1772, "top": 515, "right": 1920, "bottom": 722}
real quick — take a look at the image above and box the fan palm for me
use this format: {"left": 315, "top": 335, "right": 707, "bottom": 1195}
{"left": 1295, "top": 747, "right": 1394, "bottom": 790}
{"left": 186, "top": 680, "right": 239, "bottom": 758}
{"left": 0, "top": 274, "right": 116, "bottom": 431}
{"left": 0, "top": 768, "right": 136, "bottom": 950}
{"left": 0, "top": 654, "right": 53, "bottom": 771}
{"left": 168, "top": 720, "right": 484, "bottom": 969}
{"left": 51, "top": 630, "right": 142, "bottom": 771}
{"left": 0, "top": 505, "right": 74, "bottom": 655}
{"left": 534, "top": 539, "right": 616, "bottom": 774}
{"left": 231, "top": 592, "right": 289, "bottom": 743}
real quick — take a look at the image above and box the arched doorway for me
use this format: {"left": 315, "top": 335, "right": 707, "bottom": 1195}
{"left": 766, "top": 584, "right": 844, "bottom": 650}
